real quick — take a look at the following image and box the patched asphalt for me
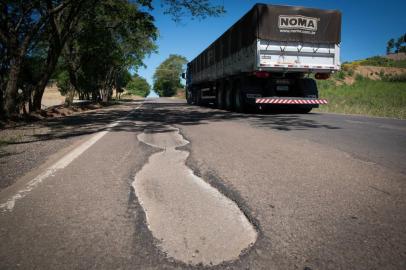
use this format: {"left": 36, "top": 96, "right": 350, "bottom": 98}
{"left": 134, "top": 127, "right": 257, "bottom": 265}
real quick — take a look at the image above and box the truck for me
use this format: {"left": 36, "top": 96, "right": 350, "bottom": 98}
{"left": 183, "top": 4, "right": 341, "bottom": 113}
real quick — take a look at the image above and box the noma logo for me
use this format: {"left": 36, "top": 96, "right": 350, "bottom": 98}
{"left": 278, "top": 15, "right": 319, "bottom": 34}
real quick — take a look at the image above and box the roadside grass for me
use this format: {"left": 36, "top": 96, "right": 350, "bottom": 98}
{"left": 347, "top": 56, "right": 406, "bottom": 68}
{"left": 316, "top": 78, "right": 406, "bottom": 119}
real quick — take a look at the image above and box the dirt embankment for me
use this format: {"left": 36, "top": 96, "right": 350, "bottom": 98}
{"left": 355, "top": 66, "right": 406, "bottom": 80}
{"left": 385, "top": 52, "right": 406, "bottom": 61}
{"left": 341, "top": 65, "right": 406, "bottom": 85}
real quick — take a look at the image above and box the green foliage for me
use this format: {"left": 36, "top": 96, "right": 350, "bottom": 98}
{"left": 394, "top": 34, "right": 406, "bottom": 53}
{"left": 334, "top": 70, "right": 346, "bottom": 80}
{"left": 355, "top": 74, "right": 365, "bottom": 81}
{"left": 115, "top": 70, "right": 132, "bottom": 93}
{"left": 153, "top": 54, "right": 187, "bottom": 97}
{"left": 59, "top": 0, "right": 158, "bottom": 101}
{"left": 56, "top": 70, "right": 71, "bottom": 95}
{"left": 316, "top": 78, "right": 336, "bottom": 92}
{"left": 161, "top": 0, "right": 225, "bottom": 22}
{"left": 0, "top": 0, "right": 225, "bottom": 116}
{"left": 387, "top": 38, "right": 395, "bottom": 54}
{"left": 317, "top": 79, "right": 406, "bottom": 119}
{"left": 56, "top": 70, "right": 76, "bottom": 104}
{"left": 387, "top": 34, "right": 405, "bottom": 54}
{"left": 126, "top": 75, "right": 151, "bottom": 97}
{"left": 359, "top": 56, "right": 394, "bottom": 67}
{"left": 19, "top": 54, "right": 46, "bottom": 90}
{"left": 352, "top": 56, "right": 406, "bottom": 68}
{"left": 379, "top": 73, "right": 406, "bottom": 82}
{"left": 391, "top": 59, "right": 406, "bottom": 68}
{"left": 347, "top": 68, "right": 354, "bottom": 77}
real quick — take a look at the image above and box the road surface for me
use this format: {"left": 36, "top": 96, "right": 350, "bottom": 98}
{"left": 1, "top": 98, "right": 405, "bottom": 269}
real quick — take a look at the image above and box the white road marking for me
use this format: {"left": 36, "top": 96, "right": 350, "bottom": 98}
{"left": 0, "top": 103, "right": 143, "bottom": 212}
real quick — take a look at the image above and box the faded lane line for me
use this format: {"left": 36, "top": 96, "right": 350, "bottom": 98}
{"left": 0, "top": 103, "right": 143, "bottom": 212}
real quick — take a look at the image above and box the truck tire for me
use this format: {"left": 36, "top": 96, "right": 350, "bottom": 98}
{"left": 216, "top": 86, "right": 225, "bottom": 109}
{"left": 298, "top": 78, "right": 318, "bottom": 98}
{"left": 297, "top": 78, "right": 318, "bottom": 113}
{"left": 225, "top": 85, "right": 234, "bottom": 111}
{"left": 195, "top": 88, "right": 202, "bottom": 106}
{"left": 186, "top": 88, "right": 193, "bottom": 104}
{"left": 234, "top": 86, "right": 249, "bottom": 113}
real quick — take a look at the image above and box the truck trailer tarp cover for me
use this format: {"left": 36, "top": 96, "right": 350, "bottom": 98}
{"left": 190, "top": 4, "right": 341, "bottom": 72}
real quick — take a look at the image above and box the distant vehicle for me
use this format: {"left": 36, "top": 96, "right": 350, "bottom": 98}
{"left": 183, "top": 4, "right": 341, "bottom": 113}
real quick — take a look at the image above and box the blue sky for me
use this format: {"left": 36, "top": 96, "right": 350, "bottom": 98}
{"left": 139, "top": 0, "right": 406, "bottom": 91}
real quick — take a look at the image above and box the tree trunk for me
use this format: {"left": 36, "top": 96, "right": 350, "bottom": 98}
{"left": 32, "top": 73, "right": 51, "bottom": 111}
{"left": 102, "top": 93, "right": 108, "bottom": 102}
{"left": 0, "top": 85, "right": 4, "bottom": 117}
{"left": 4, "top": 56, "right": 23, "bottom": 116}
{"left": 32, "top": 42, "right": 63, "bottom": 111}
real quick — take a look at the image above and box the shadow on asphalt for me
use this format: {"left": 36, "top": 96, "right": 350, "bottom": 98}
{"left": 4, "top": 101, "right": 340, "bottom": 144}
{"left": 133, "top": 102, "right": 340, "bottom": 132}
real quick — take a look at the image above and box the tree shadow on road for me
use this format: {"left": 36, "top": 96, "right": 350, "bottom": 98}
{"left": 133, "top": 102, "right": 340, "bottom": 132}
{"left": 2, "top": 101, "right": 340, "bottom": 145}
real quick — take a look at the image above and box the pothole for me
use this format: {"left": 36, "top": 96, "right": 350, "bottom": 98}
{"left": 132, "top": 126, "right": 257, "bottom": 266}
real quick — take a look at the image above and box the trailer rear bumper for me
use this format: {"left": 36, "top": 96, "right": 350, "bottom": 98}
{"left": 256, "top": 97, "right": 328, "bottom": 105}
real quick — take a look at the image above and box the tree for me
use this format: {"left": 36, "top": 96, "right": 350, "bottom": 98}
{"left": 394, "top": 34, "right": 406, "bottom": 53}
{"left": 126, "top": 75, "right": 150, "bottom": 97}
{"left": 153, "top": 54, "right": 187, "bottom": 97}
{"left": 387, "top": 38, "right": 395, "bottom": 55}
{"left": 0, "top": 0, "right": 90, "bottom": 116}
{"left": 30, "top": 0, "right": 93, "bottom": 111}
{"left": 0, "top": 0, "right": 224, "bottom": 117}
{"left": 115, "top": 70, "right": 132, "bottom": 99}
{"left": 58, "top": 0, "right": 157, "bottom": 102}
{"left": 160, "top": 0, "right": 225, "bottom": 22}
{"left": 0, "top": 42, "right": 8, "bottom": 115}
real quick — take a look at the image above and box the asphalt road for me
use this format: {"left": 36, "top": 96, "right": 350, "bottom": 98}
{"left": 0, "top": 98, "right": 405, "bottom": 270}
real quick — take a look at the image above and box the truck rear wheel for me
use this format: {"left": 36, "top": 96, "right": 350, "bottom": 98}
{"left": 296, "top": 78, "right": 318, "bottom": 113}
{"left": 186, "top": 89, "right": 193, "bottom": 104}
{"left": 298, "top": 78, "right": 318, "bottom": 98}
{"left": 234, "top": 86, "right": 250, "bottom": 113}
{"left": 225, "top": 85, "right": 234, "bottom": 111}
{"left": 216, "top": 86, "right": 225, "bottom": 109}
{"left": 195, "top": 88, "right": 202, "bottom": 106}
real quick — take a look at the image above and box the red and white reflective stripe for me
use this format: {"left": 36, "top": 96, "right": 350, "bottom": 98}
{"left": 256, "top": 98, "right": 328, "bottom": 104}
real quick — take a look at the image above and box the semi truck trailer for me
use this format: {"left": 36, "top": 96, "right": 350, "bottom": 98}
{"left": 184, "top": 4, "right": 341, "bottom": 113}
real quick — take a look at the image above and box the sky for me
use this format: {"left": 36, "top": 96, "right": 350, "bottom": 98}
{"left": 139, "top": 0, "right": 406, "bottom": 94}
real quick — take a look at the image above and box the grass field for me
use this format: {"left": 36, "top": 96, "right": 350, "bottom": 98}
{"left": 347, "top": 56, "right": 406, "bottom": 69}
{"left": 316, "top": 78, "right": 406, "bottom": 119}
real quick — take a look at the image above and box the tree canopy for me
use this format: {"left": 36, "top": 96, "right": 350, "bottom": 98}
{"left": 387, "top": 34, "right": 406, "bottom": 54}
{"left": 153, "top": 54, "right": 187, "bottom": 97}
{"left": 0, "top": 0, "right": 225, "bottom": 118}
{"left": 126, "top": 75, "right": 151, "bottom": 97}
{"left": 160, "top": 0, "right": 225, "bottom": 22}
{"left": 57, "top": 0, "right": 157, "bottom": 102}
